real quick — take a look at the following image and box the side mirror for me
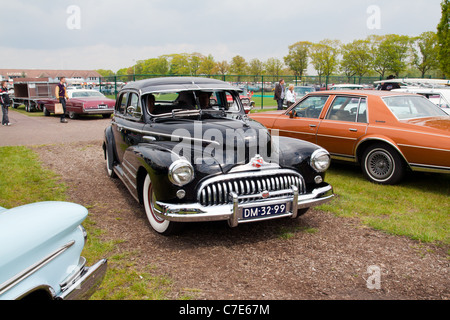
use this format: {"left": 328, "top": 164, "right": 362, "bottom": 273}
{"left": 289, "top": 110, "right": 295, "bottom": 118}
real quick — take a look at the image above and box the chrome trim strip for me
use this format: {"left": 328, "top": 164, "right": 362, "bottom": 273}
{"left": 117, "top": 124, "right": 220, "bottom": 146}
{"left": 397, "top": 144, "right": 450, "bottom": 153}
{"left": 409, "top": 163, "right": 450, "bottom": 173}
{"left": 0, "top": 241, "right": 75, "bottom": 296}
{"left": 278, "top": 129, "right": 316, "bottom": 136}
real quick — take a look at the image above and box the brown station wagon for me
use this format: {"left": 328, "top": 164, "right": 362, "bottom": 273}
{"left": 250, "top": 90, "right": 450, "bottom": 184}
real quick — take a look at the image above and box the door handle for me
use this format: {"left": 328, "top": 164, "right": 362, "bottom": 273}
{"left": 349, "top": 128, "right": 358, "bottom": 132}
{"left": 309, "top": 124, "right": 317, "bottom": 128}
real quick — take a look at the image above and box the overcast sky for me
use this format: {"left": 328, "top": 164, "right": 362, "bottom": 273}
{"left": 0, "top": 0, "right": 443, "bottom": 72}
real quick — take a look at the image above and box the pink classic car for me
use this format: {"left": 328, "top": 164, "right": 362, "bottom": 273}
{"left": 38, "top": 89, "right": 115, "bottom": 119}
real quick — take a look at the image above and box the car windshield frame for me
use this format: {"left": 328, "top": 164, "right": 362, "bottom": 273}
{"left": 382, "top": 95, "right": 448, "bottom": 120}
{"left": 142, "top": 89, "right": 245, "bottom": 119}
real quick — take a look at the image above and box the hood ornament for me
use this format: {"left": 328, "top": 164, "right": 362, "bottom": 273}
{"left": 250, "top": 154, "right": 264, "bottom": 168}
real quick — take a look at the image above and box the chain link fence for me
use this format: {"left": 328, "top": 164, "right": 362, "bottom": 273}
{"left": 99, "top": 74, "right": 384, "bottom": 108}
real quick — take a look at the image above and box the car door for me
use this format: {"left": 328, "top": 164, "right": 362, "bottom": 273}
{"left": 272, "top": 95, "right": 331, "bottom": 144}
{"left": 316, "top": 95, "right": 368, "bottom": 160}
{"left": 112, "top": 91, "right": 145, "bottom": 164}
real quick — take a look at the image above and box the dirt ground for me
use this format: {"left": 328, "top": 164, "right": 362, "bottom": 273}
{"left": 3, "top": 111, "right": 449, "bottom": 300}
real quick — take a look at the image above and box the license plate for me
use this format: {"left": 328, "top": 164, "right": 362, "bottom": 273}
{"left": 98, "top": 104, "right": 107, "bottom": 109}
{"left": 242, "top": 203, "right": 288, "bottom": 220}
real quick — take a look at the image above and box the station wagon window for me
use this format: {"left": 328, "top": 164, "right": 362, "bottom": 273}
{"left": 326, "top": 96, "right": 367, "bottom": 123}
{"left": 291, "top": 96, "right": 329, "bottom": 118}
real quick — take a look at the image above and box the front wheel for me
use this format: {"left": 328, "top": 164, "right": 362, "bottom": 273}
{"left": 143, "top": 174, "right": 181, "bottom": 235}
{"left": 361, "top": 144, "right": 405, "bottom": 185}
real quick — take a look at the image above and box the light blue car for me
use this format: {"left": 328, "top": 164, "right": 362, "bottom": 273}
{"left": 0, "top": 201, "right": 107, "bottom": 300}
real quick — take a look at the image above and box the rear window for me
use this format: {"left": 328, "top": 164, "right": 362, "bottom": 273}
{"left": 382, "top": 96, "right": 448, "bottom": 119}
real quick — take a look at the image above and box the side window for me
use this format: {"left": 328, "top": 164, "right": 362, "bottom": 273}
{"left": 326, "top": 96, "right": 367, "bottom": 123}
{"left": 357, "top": 98, "right": 367, "bottom": 123}
{"left": 292, "top": 96, "right": 329, "bottom": 118}
{"left": 126, "top": 93, "right": 142, "bottom": 120}
{"left": 117, "top": 92, "right": 128, "bottom": 115}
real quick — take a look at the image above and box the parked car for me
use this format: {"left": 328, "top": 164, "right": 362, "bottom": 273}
{"left": 392, "top": 87, "right": 450, "bottom": 114}
{"left": 103, "top": 77, "right": 334, "bottom": 235}
{"left": 0, "top": 201, "right": 107, "bottom": 300}
{"left": 330, "top": 84, "right": 364, "bottom": 90}
{"left": 249, "top": 90, "right": 450, "bottom": 185}
{"left": 37, "top": 89, "right": 115, "bottom": 119}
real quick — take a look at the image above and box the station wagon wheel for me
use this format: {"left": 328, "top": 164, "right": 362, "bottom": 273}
{"left": 362, "top": 144, "right": 405, "bottom": 185}
{"left": 143, "top": 174, "right": 181, "bottom": 235}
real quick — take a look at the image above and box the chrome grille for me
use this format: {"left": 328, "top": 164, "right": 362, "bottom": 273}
{"left": 197, "top": 169, "right": 305, "bottom": 206}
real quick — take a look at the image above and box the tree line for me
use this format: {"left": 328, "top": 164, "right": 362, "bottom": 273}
{"left": 97, "top": 1, "right": 449, "bottom": 82}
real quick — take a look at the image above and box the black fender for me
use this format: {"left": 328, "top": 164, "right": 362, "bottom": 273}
{"left": 103, "top": 126, "right": 117, "bottom": 170}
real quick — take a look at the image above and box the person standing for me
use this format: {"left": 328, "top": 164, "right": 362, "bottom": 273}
{"left": 285, "top": 85, "right": 296, "bottom": 108}
{"left": 55, "top": 77, "right": 69, "bottom": 123}
{"left": 0, "top": 81, "right": 11, "bottom": 126}
{"left": 274, "top": 79, "right": 285, "bottom": 110}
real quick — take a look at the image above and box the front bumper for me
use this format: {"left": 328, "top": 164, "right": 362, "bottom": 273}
{"left": 57, "top": 258, "right": 107, "bottom": 300}
{"left": 153, "top": 184, "right": 334, "bottom": 227}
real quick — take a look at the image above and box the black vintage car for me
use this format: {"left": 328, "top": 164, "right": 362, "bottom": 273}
{"left": 103, "top": 77, "right": 334, "bottom": 235}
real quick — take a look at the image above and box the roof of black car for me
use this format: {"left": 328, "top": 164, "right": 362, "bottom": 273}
{"left": 122, "top": 77, "right": 241, "bottom": 93}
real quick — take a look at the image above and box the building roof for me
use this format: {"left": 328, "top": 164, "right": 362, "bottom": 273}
{"left": 0, "top": 69, "right": 101, "bottom": 79}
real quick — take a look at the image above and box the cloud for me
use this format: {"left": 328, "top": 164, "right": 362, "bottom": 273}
{"left": 0, "top": 0, "right": 443, "bottom": 71}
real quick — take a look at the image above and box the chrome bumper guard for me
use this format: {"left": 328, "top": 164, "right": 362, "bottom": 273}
{"left": 154, "top": 184, "right": 334, "bottom": 227}
{"left": 57, "top": 258, "right": 107, "bottom": 300}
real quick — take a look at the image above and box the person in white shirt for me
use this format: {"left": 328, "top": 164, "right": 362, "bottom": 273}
{"left": 285, "top": 85, "right": 296, "bottom": 108}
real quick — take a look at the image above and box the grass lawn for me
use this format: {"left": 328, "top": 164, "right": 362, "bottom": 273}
{"left": 320, "top": 163, "right": 450, "bottom": 245}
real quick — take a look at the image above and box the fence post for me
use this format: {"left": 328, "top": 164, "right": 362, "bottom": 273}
{"left": 261, "top": 75, "right": 264, "bottom": 109}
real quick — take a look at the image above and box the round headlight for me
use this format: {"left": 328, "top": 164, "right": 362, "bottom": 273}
{"left": 310, "top": 149, "right": 331, "bottom": 172}
{"left": 168, "top": 159, "right": 194, "bottom": 186}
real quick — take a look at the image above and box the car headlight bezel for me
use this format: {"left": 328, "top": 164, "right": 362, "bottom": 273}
{"left": 310, "top": 149, "right": 331, "bottom": 173}
{"left": 168, "top": 159, "right": 195, "bottom": 186}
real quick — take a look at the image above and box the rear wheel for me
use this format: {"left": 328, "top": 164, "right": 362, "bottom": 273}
{"left": 143, "top": 174, "right": 181, "bottom": 235}
{"left": 361, "top": 144, "right": 405, "bottom": 185}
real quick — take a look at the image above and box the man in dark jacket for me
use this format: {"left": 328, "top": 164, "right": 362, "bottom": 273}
{"left": 274, "top": 79, "right": 285, "bottom": 110}
{"left": 0, "top": 81, "right": 11, "bottom": 126}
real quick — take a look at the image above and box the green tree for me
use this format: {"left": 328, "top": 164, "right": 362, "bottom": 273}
{"left": 96, "top": 69, "right": 115, "bottom": 77}
{"left": 198, "top": 54, "right": 216, "bottom": 76}
{"left": 437, "top": 0, "right": 450, "bottom": 77}
{"left": 284, "top": 41, "right": 312, "bottom": 77}
{"left": 310, "top": 39, "right": 340, "bottom": 84}
{"left": 215, "top": 60, "right": 230, "bottom": 75}
{"left": 340, "top": 39, "right": 372, "bottom": 82}
{"left": 264, "top": 57, "right": 284, "bottom": 81}
{"left": 412, "top": 31, "right": 439, "bottom": 78}
{"left": 371, "top": 34, "right": 411, "bottom": 78}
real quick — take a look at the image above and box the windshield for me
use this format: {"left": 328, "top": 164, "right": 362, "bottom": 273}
{"left": 71, "top": 91, "right": 105, "bottom": 98}
{"left": 383, "top": 95, "right": 448, "bottom": 119}
{"left": 143, "top": 90, "right": 243, "bottom": 118}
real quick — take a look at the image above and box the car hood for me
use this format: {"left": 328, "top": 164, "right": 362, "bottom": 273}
{"left": 149, "top": 116, "right": 274, "bottom": 173}
{"left": 401, "top": 116, "right": 450, "bottom": 133}
{"left": 0, "top": 202, "right": 87, "bottom": 286}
